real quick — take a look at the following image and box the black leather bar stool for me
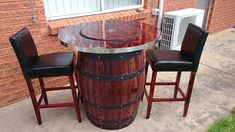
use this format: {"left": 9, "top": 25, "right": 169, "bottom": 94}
{"left": 9, "top": 27, "right": 81, "bottom": 124}
{"left": 144, "top": 23, "right": 208, "bottom": 119}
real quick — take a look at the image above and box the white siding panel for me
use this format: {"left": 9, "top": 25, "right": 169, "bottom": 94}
{"left": 124, "top": 0, "right": 129, "bottom": 6}
{"left": 44, "top": 0, "right": 100, "bottom": 19}
{"left": 56, "top": 0, "right": 65, "bottom": 15}
{"left": 63, "top": 0, "right": 72, "bottom": 14}
{"left": 114, "top": 0, "right": 119, "bottom": 8}
{"left": 119, "top": 0, "right": 124, "bottom": 7}
{"left": 104, "top": 0, "right": 142, "bottom": 9}
{"left": 70, "top": 0, "right": 79, "bottom": 13}
{"left": 78, "top": 0, "right": 85, "bottom": 12}
{"left": 43, "top": 0, "right": 142, "bottom": 20}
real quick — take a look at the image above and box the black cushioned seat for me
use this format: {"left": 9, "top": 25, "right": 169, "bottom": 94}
{"left": 9, "top": 27, "right": 81, "bottom": 125}
{"left": 143, "top": 23, "right": 208, "bottom": 119}
{"left": 146, "top": 50, "right": 194, "bottom": 71}
{"left": 28, "top": 52, "right": 74, "bottom": 79}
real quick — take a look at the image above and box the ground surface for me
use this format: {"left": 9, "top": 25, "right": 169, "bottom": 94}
{"left": 208, "top": 108, "right": 235, "bottom": 132}
{"left": 0, "top": 28, "right": 234, "bottom": 132}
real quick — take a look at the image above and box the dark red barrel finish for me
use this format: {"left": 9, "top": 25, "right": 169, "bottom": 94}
{"left": 77, "top": 50, "right": 145, "bottom": 129}
{"left": 58, "top": 20, "right": 159, "bottom": 129}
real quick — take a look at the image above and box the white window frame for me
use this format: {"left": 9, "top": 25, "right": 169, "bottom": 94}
{"left": 44, "top": 0, "right": 144, "bottom": 21}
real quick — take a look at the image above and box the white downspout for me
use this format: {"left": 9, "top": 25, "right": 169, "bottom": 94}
{"left": 157, "top": 0, "right": 164, "bottom": 29}
{"left": 155, "top": 0, "right": 164, "bottom": 47}
{"left": 31, "top": 0, "right": 37, "bottom": 23}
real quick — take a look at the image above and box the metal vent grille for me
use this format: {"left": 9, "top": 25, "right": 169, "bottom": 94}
{"left": 160, "top": 17, "right": 174, "bottom": 50}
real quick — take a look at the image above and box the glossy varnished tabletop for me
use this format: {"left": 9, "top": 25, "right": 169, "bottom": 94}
{"left": 58, "top": 20, "right": 160, "bottom": 54}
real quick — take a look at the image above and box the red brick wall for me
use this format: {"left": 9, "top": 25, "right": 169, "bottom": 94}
{"left": 0, "top": 0, "right": 197, "bottom": 107}
{"left": 207, "top": 0, "right": 235, "bottom": 33}
{"left": 0, "top": 0, "right": 69, "bottom": 107}
{"left": 143, "top": 0, "right": 197, "bottom": 26}
{"left": 163, "top": 0, "right": 197, "bottom": 12}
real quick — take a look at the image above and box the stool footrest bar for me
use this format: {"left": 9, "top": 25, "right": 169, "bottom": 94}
{"left": 178, "top": 87, "right": 186, "bottom": 98}
{"left": 144, "top": 88, "right": 149, "bottom": 100}
{"left": 45, "top": 86, "right": 77, "bottom": 91}
{"left": 37, "top": 94, "right": 44, "bottom": 105}
{"left": 146, "top": 82, "right": 176, "bottom": 85}
{"left": 38, "top": 103, "right": 74, "bottom": 108}
{"left": 153, "top": 98, "right": 185, "bottom": 102}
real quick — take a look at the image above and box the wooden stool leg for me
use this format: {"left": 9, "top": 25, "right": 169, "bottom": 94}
{"left": 141, "top": 61, "right": 149, "bottom": 101}
{"left": 145, "top": 61, "right": 149, "bottom": 82}
{"left": 26, "top": 80, "right": 42, "bottom": 124}
{"left": 39, "top": 78, "right": 48, "bottom": 104}
{"left": 146, "top": 71, "right": 157, "bottom": 119}
{"left": 174, "top": 71, "right": 181, "bottom": 98}
{"left": 74, "top": 69, "right": 79, "bottom": 88}
{"left": 183, "top": 72, "right": 196, "bottom": 117}
{"left": 69, "top": 75, "right": 82, "bottom": 122}
{"left": 75, "top": 69, "right": 83, "bottom": 103}
{"left": 74, "top": 53, "right": 84, "bottom": 103}
{"left": 74, "top": 52, "right": 79, "bottom": 88}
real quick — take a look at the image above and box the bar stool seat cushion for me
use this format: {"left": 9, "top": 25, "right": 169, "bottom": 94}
{"left": 146, "top": 49, "right": 194, "bottom": 71}
{"left": 28, "top": 52, "right": 74, "bottom": 79}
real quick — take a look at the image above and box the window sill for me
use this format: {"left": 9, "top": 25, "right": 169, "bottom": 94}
{"left": 48, "top": 9, "right": 152, "bottom": 35}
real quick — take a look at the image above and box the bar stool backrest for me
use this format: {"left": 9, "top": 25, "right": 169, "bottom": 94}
{"left": 180, "top": 23, "right": 208, "bottom": 71}
{"left": 9, "top": 27, "right": 38, "bottom": 79}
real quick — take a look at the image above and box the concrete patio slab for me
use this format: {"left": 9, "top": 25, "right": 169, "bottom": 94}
{"left": 0, "top": 28, "right": 234, "bottom": 132}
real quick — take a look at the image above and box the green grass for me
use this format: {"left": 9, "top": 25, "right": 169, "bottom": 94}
{"left": 208, "top": 108, "right": 235, "bottom": 132}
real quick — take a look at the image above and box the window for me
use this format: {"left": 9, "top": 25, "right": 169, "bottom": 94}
{"left": 43, "top": 0, "right": 144, "bottom": 20}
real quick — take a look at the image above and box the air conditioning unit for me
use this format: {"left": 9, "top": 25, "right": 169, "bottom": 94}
{"left": 160, "top": 8, "right": 205, "bottom": 50}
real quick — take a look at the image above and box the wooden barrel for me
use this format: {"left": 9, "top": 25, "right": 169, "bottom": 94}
{"left": 77, "top": 50, "right": 145, "bottom": 129}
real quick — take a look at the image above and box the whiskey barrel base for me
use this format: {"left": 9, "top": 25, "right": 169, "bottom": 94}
{"left": 87, "top": 112, "right": 137, "bottom": 130}
{"left": 78, "top": 50, "right": 145, "bottom": 129}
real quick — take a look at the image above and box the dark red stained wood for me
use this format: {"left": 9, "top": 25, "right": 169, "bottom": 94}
{"left": 146, "top": 71, "right": 157, "bottom": 119}
{"left": 44, "top": 86, "right": 78, "bottom": 91}
{"left": 26, "top": 75, "right": 82, "bottom": 124}
{"left": 183, "top": 72, "right": 196, "bottom": 117}
{"left": 38, "top": 103, "right": 74, "bottom": 108}
{"left": 26, "top": 79, "right": 42, "bottom": 124}
{"left": 58, "top": 20, "right": 159, "bottom": 52}
{"left": 77, "top": 51, "right": 145, "bottom": 129}
{"left": 146, "top": 82, "right": 176, "bottom": 85}
{"left": 144, "top": 71, "right": 196, "bottom": 119}
{"left": 39, "top": 78, "right": 48, "bottom": 104}
{"left": 58, "top": 20, "right": 159, "bottom": 129}
{"left": 174, "top": 71, "right": 181, "bottom": 98}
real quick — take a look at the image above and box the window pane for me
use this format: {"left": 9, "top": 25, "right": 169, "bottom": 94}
{"left": 44, "top": 0, "right": 100, "bottom": 19}
{"left": 104, "top": 0, "right": 142, "bottom": 10}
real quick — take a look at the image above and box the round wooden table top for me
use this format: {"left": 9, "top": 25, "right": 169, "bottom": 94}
{"left": 58, "top": 20, "right": 160, "bottom": 54}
